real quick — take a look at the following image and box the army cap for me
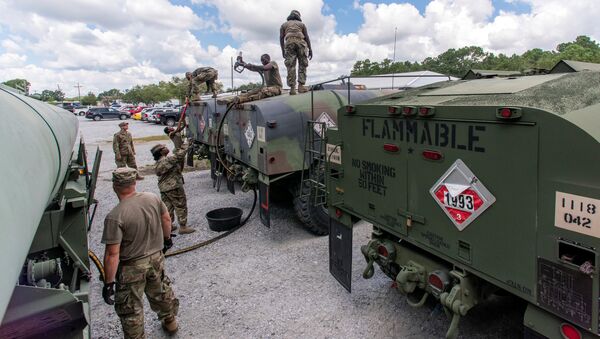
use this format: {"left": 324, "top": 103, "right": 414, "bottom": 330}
{"left": 112, "top": 167, "right": 137, "bottom": 185}
{"left": 119, "top": 121, "right": 129, "bottom": 127}
{"left": 151, "top": 144, "right": 167, "bottom": 156}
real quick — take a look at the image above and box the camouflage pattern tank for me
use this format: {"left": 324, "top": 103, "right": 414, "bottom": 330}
{"left": 326, "top": 67, "right": 600, "bottom": 338}
{"left": 196, "top": 89, "right": 396, "bottom": 235}
{"left": 0, "top": 85, "right": 100, "bottom": 338}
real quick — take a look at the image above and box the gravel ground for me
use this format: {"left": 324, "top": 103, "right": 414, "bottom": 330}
{"left": 82, "top": 116, "right": 524, "bottom": 338}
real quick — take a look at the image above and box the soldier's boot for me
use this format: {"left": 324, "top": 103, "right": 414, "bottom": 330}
{"left": 289, "top": 86, "right": 297, "bottom": 95}
{"left": 178, "top": 226, "right": 196, "bottom": 235}
{"left": 212, "top": 90, "right": 218, "bottom": 98}
{"left": 171, "top": 223, "right": 178, "bottom": 231}
{"left": 162, "top": 316, "right": 178, "bottom": 334}
{"left": 298, "top": 84, "right": 308, "bottom": 93}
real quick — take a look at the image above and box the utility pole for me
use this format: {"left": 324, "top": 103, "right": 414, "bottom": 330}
{"left": 74, "top": 82, "right": 83, "bottom": 102}
{"left": 230, "top": 56, "right": 234, "bottom": 93}
{"left": 392, "top": 27, "right": 397, "bottom": 89}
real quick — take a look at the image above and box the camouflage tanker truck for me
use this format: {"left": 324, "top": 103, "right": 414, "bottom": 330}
{"left": 190, "top": 89, "right": 398, "bottom": 235}
{"left": 0, "top": 85, "right": 100, "bottom": 337}
{"left": 326, "top": 69, "right": 600, "bottom": 338}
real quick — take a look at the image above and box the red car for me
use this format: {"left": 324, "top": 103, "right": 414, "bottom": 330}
{"left": 128, "top": 106, "right": 146, "bottom": 114}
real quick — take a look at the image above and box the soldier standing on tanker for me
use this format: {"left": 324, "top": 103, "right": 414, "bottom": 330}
{"left": 113, "top": 122, "right": 143, "bottom": 180}
{"left": 151, "top": 142, "right": 196, "bottom": 235}
{"left": 221, "top": 53, "right": 283, "bottom": 105}
{"left": 101, "top": 167, "right": 179, "bottom": 338}
{"left": 186, "top": 67, "right": 218, "bottom": 103}
{"left": 280, "top": 10, "right": 312, "bottom": 95}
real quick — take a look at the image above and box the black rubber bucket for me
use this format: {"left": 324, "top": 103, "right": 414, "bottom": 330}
{"left": 206, "top": 207, "right": 243, "bottom": 232}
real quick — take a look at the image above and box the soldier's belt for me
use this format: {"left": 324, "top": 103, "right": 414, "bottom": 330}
{"left": 120, "top": 250, "right": 162, "bottom": 266}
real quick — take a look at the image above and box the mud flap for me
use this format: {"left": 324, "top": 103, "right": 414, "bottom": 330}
{"left": 329, "top": 217, "right": 352, "bottom": 292}
{"left": 259, "top": 181, "right": 270, "bottom": 227}
{"left": 209, "top": 151, "right": 217, "bottom": 180}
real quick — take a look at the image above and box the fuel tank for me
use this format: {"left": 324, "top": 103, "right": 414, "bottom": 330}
{"left": 0, "top": 86, "right": 78, "bottom": 319}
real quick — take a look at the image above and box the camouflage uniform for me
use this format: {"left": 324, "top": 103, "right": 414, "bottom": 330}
{"left": 237, "top": 61, "right": 283, "bottom": 104}
{"left": 103, "top": 168, "right": 179, "bottom": 338}
{"left": 155, "top": 144, "right": 189, "bottom": 227}
{"left": 115, "top": 252, "right": 179, "bottom": 339}
{"left": 113, "top": 129, "right": 137, "bottom": 169}
{"left": 188, "top": 67, "right": 218, "bottom": 101}
{"left": 281, "top": 17, "right": 309, "bottom": 88}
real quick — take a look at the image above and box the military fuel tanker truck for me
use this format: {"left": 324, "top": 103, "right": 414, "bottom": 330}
{"left": 326, "top": 69, "right": 600, "bottom": 338}
{"left": 187, "top": 89, "right": 399, "bottom": 235}
{"left": 0, "top": 85, "right": 100, "bottom": 338}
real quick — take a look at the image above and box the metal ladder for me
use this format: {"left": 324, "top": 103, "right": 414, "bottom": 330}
{"left": 300, "top": 121, "right": 328, "bottom": 206}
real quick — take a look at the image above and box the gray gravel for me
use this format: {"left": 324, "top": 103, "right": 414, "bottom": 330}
{"left": 83, "top": 117, "right": 524, "bottom": 338}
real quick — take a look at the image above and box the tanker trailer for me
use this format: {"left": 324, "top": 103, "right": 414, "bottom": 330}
{"left": 217, "top": 89, "right": 396, "bottom": 235}
{"left": 326, "top": 70, "right": 600, "bottom": 338}
{"left": 0, "top": 85, "right": 101, "bottom": 338}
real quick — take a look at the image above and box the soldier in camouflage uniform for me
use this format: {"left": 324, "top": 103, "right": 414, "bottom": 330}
{"left": 151, "top": 143, "right": 196, "bottom": 234}
{"left": 218, "top": 54, "right": 283, "bottom": 105}
{"left": 186, "top": 67, "right": 219, "bottom": 103}
{"left": 101, "top": 167, "right": 179, "bottom": 338}
{"left": 280, "top": 10, "right": 312, "bottom": 95}
{"left": 113, "top": 122, "right": 143, "bottom": 179}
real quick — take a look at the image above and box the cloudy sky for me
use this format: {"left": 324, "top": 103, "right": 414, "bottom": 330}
{"left": 0, "top": 0, "right": 598, "bottom": 97}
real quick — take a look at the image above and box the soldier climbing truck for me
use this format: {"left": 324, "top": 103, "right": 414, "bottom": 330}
{"left": 327, "top": 69, "right": 600, "bottom": 338}
{"left": 0, "top": 85, "right": 101, "bottom": 338}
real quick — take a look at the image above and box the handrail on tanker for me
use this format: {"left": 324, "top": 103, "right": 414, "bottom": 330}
{"left": 308, "top": 73, "right": 454, "bottom": 120}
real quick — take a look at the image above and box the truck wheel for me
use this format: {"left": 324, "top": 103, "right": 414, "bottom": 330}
{"left": 119, "top": 114, "right": 127, "bottom": 120}
{"left": 93, "top": 115, "right": 101, "bottom": 121}
{"left": 292, "top": 173, "right": 329, "bottom": 236}
{"left": 79, "top": 111, "right": 85, "bottom": 116}
{"left": 166, "top": 118, "right": 176, "bottom": 127}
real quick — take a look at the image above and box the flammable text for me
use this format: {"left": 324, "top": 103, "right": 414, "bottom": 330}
{"left": 362, "top": 118, "right": 486, "bottom": 152}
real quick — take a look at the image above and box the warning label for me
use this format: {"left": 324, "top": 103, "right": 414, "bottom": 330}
{"left": 314, "top": 112, "right": 336, "bottom": 137}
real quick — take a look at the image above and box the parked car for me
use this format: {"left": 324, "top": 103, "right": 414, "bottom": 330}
{"left": 148, "top": 110, "right": 160, "bottom": 123}
{"left": 73, "top": 104, "right": 88, "bottom": 116}
{"left": 132, "top": 112, "right": 142, "bottom": 120}
{"left": 55, "top": 102, "right": 75, "bottom": 114}
{"left": 155, "top": 108, "right": 181, "bottom": 126}
{"left": 85, "top": 107, "right": 130, "bottom": 121}
{"left": 142, "top": 107, "right": 159, "bottom": 122}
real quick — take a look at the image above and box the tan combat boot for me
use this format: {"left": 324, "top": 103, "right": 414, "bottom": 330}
{"left": 289, "top": 86, "right": 297, "bottom": 95}
{"left": 162, "top": 316, "right": 178, "bottom": 334}
{"left": 298, "top": 84, "right": 308, "bottom": 93}
{"left": 212, "top": 90, "right": 218, "bottom": 98}
{"left": 178, "top": 226, "right": 196, "bottom": 234}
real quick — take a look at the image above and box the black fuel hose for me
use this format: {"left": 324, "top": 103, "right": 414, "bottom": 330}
{"left": 215, "top": 101, "right": 236, "bottom": 176}
{"left": 88, "top": 188, "right": 257, "bottom": 279}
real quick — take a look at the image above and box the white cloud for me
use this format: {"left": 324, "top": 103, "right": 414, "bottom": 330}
{"left": 0, "top": 0, "right": 598, "bottom": 96}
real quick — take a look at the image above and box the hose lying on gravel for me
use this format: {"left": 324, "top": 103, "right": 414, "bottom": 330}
{"left": 88, "top": 188, "right": 257, "bottom": 281}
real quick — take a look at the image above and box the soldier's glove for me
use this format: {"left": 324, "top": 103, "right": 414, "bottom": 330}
{"left": 102, "top": 282, "right": 116, "bottom": 305}
{"left": 308, "top": 49, "right": 313, "bottom": 60}
{"left": 163, "top": 237, "right": 174, "bottom": 253}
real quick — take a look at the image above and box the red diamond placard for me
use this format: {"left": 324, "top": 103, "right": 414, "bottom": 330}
{"left": 430, "top": 159, "right": 495, "bottom": 231}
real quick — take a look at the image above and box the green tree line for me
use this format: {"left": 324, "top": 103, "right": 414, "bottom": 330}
{"left": 351, "top": 35, "right": 600, "bottom": 77}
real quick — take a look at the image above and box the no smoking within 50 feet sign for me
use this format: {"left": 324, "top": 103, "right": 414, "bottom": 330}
{"left": 429, "top": 159, "right": 496, "bottom": 231}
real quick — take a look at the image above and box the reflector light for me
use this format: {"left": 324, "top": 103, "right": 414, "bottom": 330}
{"left": 345, "top": 105, "right": 356, "bottom": 113}
{"left": 500, "top": 108, "right": 512, "bottom": 118}
{"left": 402, "top": 106, "right": 414, "bottom": 116}
{"left": 335, "top": 208, "right": 343, "bottom": 218}
{"left": 377, "top": 245, "right": 389, "bottom": 257}
{"left": 388, "top": 106, "right": 399, "bottom": 114}
{"left": 422, "top": 150, "right": 443, "bottom": 161}
{"left": 560, "top": 324, "right": 581, "bottom": 339}
{"left": 428, "top": 273, "right": 445, "bottom": 291}
{"left": 383, "top": 144, "right": 400, "bottom": 152}
{"left": 269, "top": 157, "right": 275, "bottom": 163}
{"left": 419, "top": 107, "right": 429, "bottom": 115}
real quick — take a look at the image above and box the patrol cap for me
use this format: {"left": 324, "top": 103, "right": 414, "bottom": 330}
{"left": 151, "top": 144, "right": 167, "bottom": 156}
{"left": 290, "top": 10, "right": 301, "bottom": 19}
{"left": 119, "top": 121, "right": 128, "bottom": 127}
{"left": 112, "top": 167, "right": 137, "bottom": 185}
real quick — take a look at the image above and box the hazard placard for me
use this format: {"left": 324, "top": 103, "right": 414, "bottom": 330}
{"left": 430, "top": 159, "right": 495, "bottom": 231}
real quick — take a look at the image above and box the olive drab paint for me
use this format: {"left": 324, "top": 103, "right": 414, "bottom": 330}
{"left": 327, "top": 70, "right": 600, "bottom": 338}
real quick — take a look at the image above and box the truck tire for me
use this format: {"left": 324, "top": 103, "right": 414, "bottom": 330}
{"left": 78, "top": 111, "right": 85, "bottom": 116}
{"left": 292, "top": 174, "right": 329, "bottom": 236}
{"left": 166, "top": 118, "right": 176, "bottom": 127}
{"left": 93, "top": 115, "right": 101, "bottom": 121}
{"left": 119, "top": 114, "right": 127, "bottom": 120}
